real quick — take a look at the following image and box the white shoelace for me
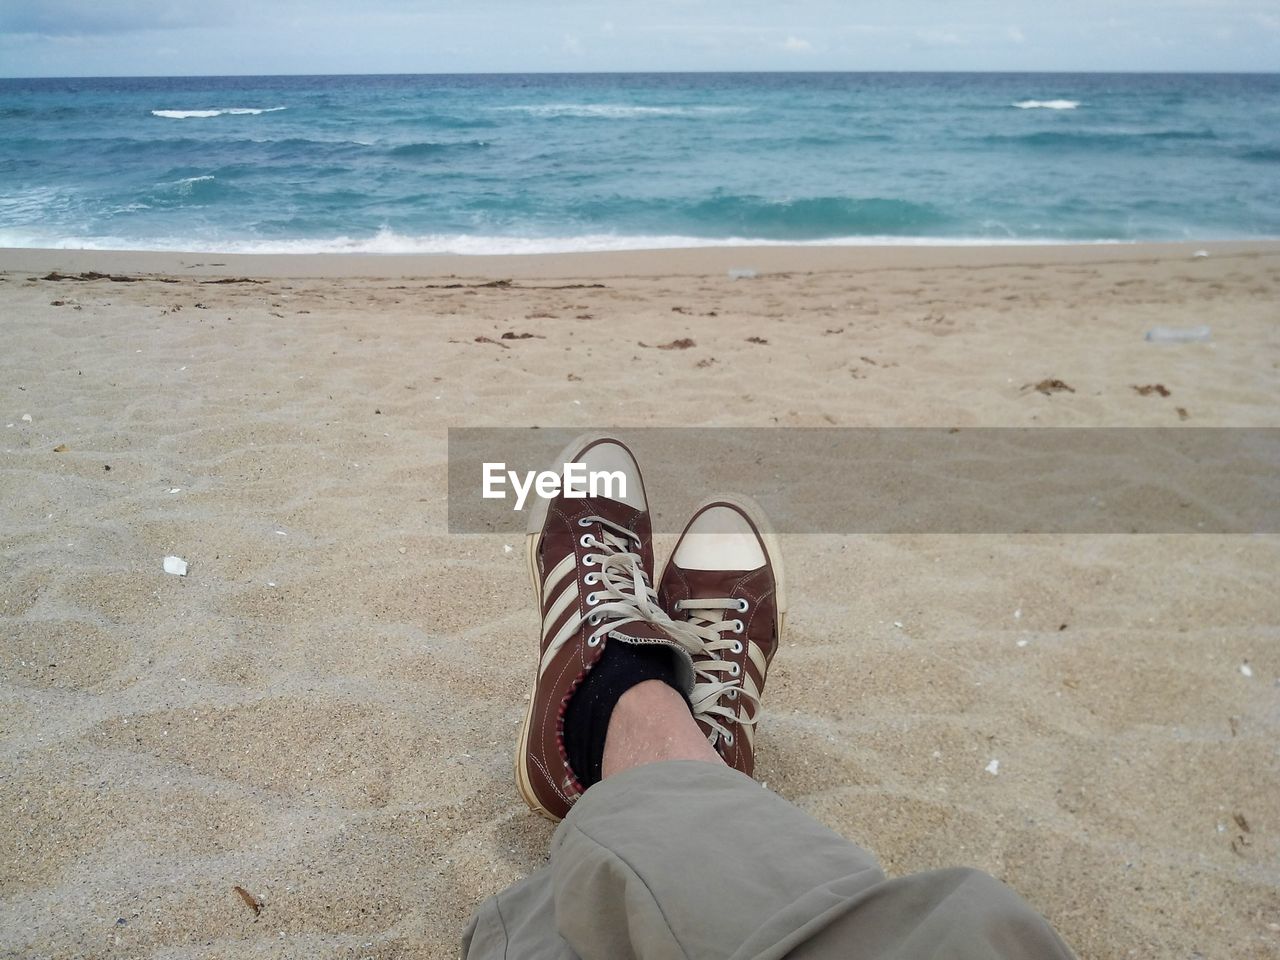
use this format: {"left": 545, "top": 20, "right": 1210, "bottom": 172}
{"left": 578, "top": 516, "right": 701, "bottom": 657}
{"left": 672, "top": 597, "right": 760, "bottom": 747}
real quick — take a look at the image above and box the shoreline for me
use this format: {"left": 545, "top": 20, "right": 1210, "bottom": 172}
{"left": 4, "top": 239, "right": 1280, "bottom": 280}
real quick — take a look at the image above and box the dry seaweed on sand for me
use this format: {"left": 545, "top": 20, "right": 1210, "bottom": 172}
{"left": 38, "top": 271, "right": 180, "bottom": 284}
{"left": 640, "top": 338, "right": 696, "bottom": 350}
{"left": 1023, "top": 378, "right": 1075, "bottom": 395}
{"left": 1132, "top": 383, "right": 1171, "bottom": 397}
{"left": 232, "top": 885, "right": 263, "bottom": 917}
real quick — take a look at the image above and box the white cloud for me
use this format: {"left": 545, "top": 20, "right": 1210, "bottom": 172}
{"left": 782, "top": 35, "right": 812, "bottom": 52}
{"left": 1256, "top": 13, "right": 1280, "bottom": 31}
{"left": 917, "top": 29, "right": 965, "bottom": 46}
{"left": 1006, "top": 25, "right": 1026, "bottom": 43}
{"left": 561, "top": 32, "right": 582, "bottom": 55}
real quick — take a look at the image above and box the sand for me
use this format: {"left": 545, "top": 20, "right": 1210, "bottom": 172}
{"left": 1, "top": 242, "right": 1277, "bottom": 959}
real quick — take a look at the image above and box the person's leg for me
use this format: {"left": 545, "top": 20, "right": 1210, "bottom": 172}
{"left": 544, "top": 498, "right": 1074, "bottom": 960}
{"left": 602, "top": 679, "right": 722, "bottom": 777}
{"left": 468, "top": 469, "right": 1076, "bottom": 960}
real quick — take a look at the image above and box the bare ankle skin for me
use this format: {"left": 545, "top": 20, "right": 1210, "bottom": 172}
{"left": 601, "top": 678, "right": 723, "bottom": 778}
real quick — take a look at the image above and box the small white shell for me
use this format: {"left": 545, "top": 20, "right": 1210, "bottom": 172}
{"left": 163, "top": 556, "right": 188, "bottom": 576}
{"left": 985, "top": 759, "right": 1000, "bottom": 776}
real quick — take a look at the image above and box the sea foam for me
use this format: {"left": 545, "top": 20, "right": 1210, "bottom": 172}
{"left": 1013, "top": 100, "right": 1080, "bottom": 110}
{"left": 0, "top": 226, "right": 1085, "bottom": 257}
{"left": 152, "top": 107, "right": 287, "bottom": 119}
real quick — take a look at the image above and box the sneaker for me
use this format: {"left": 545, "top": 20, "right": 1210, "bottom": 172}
{"left": 516, "top": 433, "right": 699, "bottom": 820}
{"left": 658, "top": 496, "right": 786, "bottom": 778}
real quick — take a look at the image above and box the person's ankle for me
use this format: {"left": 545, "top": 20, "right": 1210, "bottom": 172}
{"left": 602, "top": 679, "right": 722, "bottom": 778}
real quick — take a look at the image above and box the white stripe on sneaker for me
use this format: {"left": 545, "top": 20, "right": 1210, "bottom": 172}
{"left": 540, "top": 610, "right": 584, "bottom": 676}
{"left": 542, "top": 581, "right": 580, "bottom": 642}
{"left": 542, "top": 553, "right": 576, "bottom": 603}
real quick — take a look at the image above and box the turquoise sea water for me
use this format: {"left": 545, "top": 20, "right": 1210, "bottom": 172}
{"left": 2, "top": 72, "right": 1279, "bottom": 253}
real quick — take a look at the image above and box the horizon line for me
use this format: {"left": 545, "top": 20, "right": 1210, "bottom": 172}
{"left": 3, "top": 68, "right": 1280, "bottom": 81}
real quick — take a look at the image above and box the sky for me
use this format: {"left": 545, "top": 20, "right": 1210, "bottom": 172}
{"left": 1, "top": 0, "right": 1278, "bottom": 77}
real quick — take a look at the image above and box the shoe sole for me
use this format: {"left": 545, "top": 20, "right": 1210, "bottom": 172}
{"left": 514, "top": 431, "right": 625, "bottom": 821}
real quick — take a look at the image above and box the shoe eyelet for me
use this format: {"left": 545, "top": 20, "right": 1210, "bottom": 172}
{"left": 577, "top": 517, "right": 593, "bottom": 527}
{"left": 583, "top": 573, "right": 598, "bottom": 585}
{"left": 731, "top": 640, "right": 744, "bottom": 655}
{"left": 724, "top": 733, "right": 734, "bottom": 746}
{"left": 586, "top": 633, "right": 602, "bottom": 646}
{"left": 736, "top": 598, "right": 749, "bottom": 613}
{"left": 579, "top": 533, "right": 595, "bottom": 548}
{"left": 732, "top": 619, "right": 744, "bottom": 634}
{"left": 585, "top": 592, "right": 600, "bottom": 606}
{"left": 673, "top": 600, "right": 684, "bottom": 612}
{"left": 729, "top": 663, "right": 740, "bottom": 677}
{"left": 728, "top": 689, "right": 738, "bottom": 700}
{"left": 583, "top": 553, "right": 598, "bottom": 566}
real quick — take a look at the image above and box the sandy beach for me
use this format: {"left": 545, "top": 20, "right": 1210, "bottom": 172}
{"left": 1, "top": 242, "right": 1277, "bottom": 959}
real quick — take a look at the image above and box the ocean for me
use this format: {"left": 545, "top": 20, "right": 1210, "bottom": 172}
{"left": 1, "top": 72, "right": 1278, "bottom": 254}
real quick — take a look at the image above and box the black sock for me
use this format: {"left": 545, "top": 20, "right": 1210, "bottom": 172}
{"left": 562, "top": 641, "right": 684, "bottom": 790}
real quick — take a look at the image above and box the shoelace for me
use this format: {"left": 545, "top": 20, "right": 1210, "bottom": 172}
{"left": 672, "top": 597, "right": 760, "bottom": 748}
{"left": 578, "top": 516, "right": 702, "bottom": 656}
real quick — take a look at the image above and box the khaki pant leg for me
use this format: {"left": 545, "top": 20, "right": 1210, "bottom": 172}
{"left": 780, "top": 867, "right": 1075, "bottom": 960}
{"left": 465, "top": 760, "right": 1075, "bottom": 960}
{"left": 462, "top": 866, "right": 576, "bottom": 960}
{"left": 550, "top": 761, "right": 885, "bottom": 960}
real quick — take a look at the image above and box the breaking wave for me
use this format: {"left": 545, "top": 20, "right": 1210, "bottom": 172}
{"left": 0, "top": 226, "right": 1081, "bottom": 256}
{"left": 1013, "top": 100, "right": 1081, "bottom": 110}
{"left": 152, "top": 107, "right": 287, "bottom": 119}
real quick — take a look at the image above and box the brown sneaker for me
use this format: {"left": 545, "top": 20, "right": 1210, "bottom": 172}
{"left": 516, "top": 434, "right": 699, "bottom": 820}
{"left": 657, "top": 496, "right": 786, "bottom": 778}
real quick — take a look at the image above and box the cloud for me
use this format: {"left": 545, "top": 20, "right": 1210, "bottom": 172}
{"left": 916, "top": 29, "right": 966, "bottom": 46}
{"left": 0, "top": 0, "right": 222, "bottom": 36}
{"left": 1006, "top": 25, "right": 1026, "bottom": 43}
{"left": 1256, "top": 13, "right": 1280, "bottom": 31}
{"left": 782, "top": 35, "right": 812, "bottom": 52}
